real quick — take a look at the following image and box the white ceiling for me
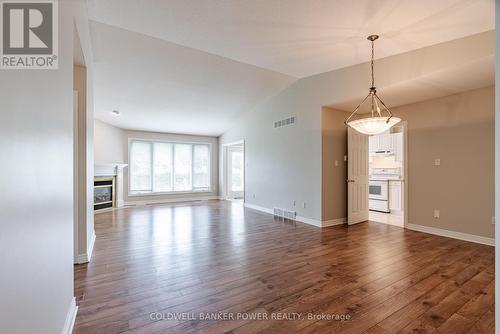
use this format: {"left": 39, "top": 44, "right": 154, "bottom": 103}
{"left": 90, "top": 22, "right": 295, "bottom": 136}
{"left": 87, "top": 0, "right": 493, "bottom": 78}
{"left": 87, "top": 0, "right": 494, "bottom": 136}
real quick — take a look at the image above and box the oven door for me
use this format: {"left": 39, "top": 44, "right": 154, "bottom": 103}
{"left": 369, "top": 180, "right": 388, "bottom": 200}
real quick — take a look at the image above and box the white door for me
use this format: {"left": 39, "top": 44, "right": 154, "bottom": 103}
{"left": 227, "top": 147, "right": 244, "bottom": 199}
{"left": 347, "top": 127, "right": 369, "bottom": 225}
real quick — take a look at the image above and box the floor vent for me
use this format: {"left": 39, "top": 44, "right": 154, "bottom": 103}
{"left": 273, "top": 207, "right": 296, "bottom": 220}
{"left": 274, "top": 116, "right": 296, "bottom": 129}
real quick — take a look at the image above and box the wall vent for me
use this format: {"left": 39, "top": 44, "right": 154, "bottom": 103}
{"left": 273, "top": 207, "right": 296, "bottom": 220}
{"left": 274, "top": 116, "right": 296, "bottom": 129}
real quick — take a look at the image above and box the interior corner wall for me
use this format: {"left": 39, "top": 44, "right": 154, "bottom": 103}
{"left": 393, "top": 86, "right": 495, "bottom": 238}
{"left": 322, "top": 107, "right": 350, "bottom": 221}
{"left": 0, "top": 2, "right": 74, "bottom": 333}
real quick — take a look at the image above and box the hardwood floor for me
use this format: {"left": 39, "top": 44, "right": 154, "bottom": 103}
{"left": 74, "top": 200, "right": 494, "bottom": 334}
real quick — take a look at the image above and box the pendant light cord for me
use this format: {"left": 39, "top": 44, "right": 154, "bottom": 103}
{"left": 371, "top": 39, "right": 375, "bottom": 88}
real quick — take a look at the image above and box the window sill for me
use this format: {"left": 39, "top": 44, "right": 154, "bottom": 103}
{"left": 128, "top": 190, "right": 212, "bottom": 197}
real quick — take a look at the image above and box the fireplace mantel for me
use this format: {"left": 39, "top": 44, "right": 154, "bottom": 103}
{"left": 94, "top": 163, "right": 128, "bottom": 177}
{"left": 94, "top": 164, "right": 128, "bottom": 209}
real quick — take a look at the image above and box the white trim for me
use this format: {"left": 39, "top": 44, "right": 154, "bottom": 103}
{"left": 296, "top": 215, "right": 322, "bottom": 227}
{"left": 222, "top": 139, "right": 245, "bottom": 147}
{"left": 61, "top": 297, "right": 78, "bottom": 334}
{"left": 128, "top": 190, "right": 212, "bottom": 197}
{"left": 244, "top": 203, "right": 273, "bottom": 215}
{"left": 406, "top": 223, "right": 495, "bottom": 246}
{"left": 75, "top": 253, "right": 87, "bottom": 264}
{"left": 243, "top": 203, "right": 346, "bottom": 228}
{"left": 124, "top": 195, "right": 220, "bottom": 207}
{"left": 87, "top": 230, "right": 96, "bottom": 261}
{"left": 74, "top": 230, "right": 96, "bottom": 264}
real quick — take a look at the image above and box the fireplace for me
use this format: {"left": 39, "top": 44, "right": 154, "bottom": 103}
{"left": 94, "top": 177, "right": 115, "bottom": 211}
{"left": 94, "top": 163, "right": 127, "bottom": 213}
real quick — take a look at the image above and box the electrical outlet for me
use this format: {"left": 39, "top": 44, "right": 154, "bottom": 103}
{"left": 434, "top": 158, "right": 441, "bottom": 166}
{"left": 334, "top": 160, "right": 339, "bottom": 167}
{"left": 433, "top": 209, "right": 440, "bottom": 219}
{"left": 252, "top": 194, "right": 256, "bottom": 199}
{"left": 293, "top": 200, "right": 296, "bottom": 207}
{"left": 302, "top": 202, "right": 306, "bottom": 209}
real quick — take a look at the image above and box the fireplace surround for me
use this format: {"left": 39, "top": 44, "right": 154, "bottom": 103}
{"left": 94, "top": 163, "right": 127, "bottom": 212}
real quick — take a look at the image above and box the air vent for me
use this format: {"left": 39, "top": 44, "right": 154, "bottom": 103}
{"left": 273, "top": 207, "right": 296, "bottom": 220}
{"left": 274, "top": 116, "right": 296, "bottom": 129}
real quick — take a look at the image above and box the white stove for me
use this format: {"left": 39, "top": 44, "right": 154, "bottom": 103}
{"left": 369, "top": 168, "right": 401, "bottom": 213}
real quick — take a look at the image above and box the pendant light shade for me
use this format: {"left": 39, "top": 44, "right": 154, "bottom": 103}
{"left": 347, "top": 116, "right": 401, "bottom": 136}
{"left": 345, "top": 35, "right": 401, "bottom": 135}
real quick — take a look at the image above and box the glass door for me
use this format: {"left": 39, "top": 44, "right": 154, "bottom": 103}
{"left": 228, "top": 147, "right": 244, "bottom": 199}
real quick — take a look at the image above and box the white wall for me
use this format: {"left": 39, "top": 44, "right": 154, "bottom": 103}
{"left": 219, "top": 32, "right": 494, "bottom": 222}
{"left": 94, "top": 119, "right": 125, "bottom": 163}
{"left": 0, "top": 1, "right": 78, "bottom": 333}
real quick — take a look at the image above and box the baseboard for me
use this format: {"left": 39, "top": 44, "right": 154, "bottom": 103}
{"left": 61, "top": 297, "right": 78, "bottom": 334}
{"left": 124, "top": 195, "right": 219, "bottom": 206}
{"left": 243, "top": 203, "right": 344, "bottom": 228}
{"left": 75, "top": 231, "right": 96, "bottom": 264}
{"left": 296, "top": 215, "right": 322, "bottom": 227}
{"left": 75, "top": 253, "right": 87, "bottom": 264}
{"left": 406, "top": 223, "right": 494, "bottom": 246}
{"left": 244, "top": 203, "right": 274, "bottom": 215}
{"left": 322, "top": 217, "right": 347, "bottom": 227}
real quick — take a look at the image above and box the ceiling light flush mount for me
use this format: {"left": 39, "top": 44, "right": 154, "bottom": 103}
{"left": 111, "top": 110, "right": 120, "bottom": 116}
{"left": 344, "top": 35, "right": 401, "bottom": 135}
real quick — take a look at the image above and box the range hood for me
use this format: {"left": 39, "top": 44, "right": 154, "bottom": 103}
{"left": 372, "top": 150, "right": 394, "bottom": 156}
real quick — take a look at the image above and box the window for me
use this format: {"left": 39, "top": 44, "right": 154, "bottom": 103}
{"left": 129, "top": 140, "right": 211, "bottom": 194}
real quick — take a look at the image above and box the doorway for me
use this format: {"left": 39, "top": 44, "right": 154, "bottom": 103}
{"left": 348, "top": 122, "right": 407, "bottom": 227}
{"left": 223, "top": 141, "right": 245, "bottom": 202}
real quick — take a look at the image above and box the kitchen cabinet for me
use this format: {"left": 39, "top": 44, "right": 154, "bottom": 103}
{"left": 389, "top": 181, "right": 403, "bottom": 213}
{"left": 369, "top": 132, "right": 403, "bottom": 160}
{"left": 369, "top": 132, "right": 392, "bottom": 153}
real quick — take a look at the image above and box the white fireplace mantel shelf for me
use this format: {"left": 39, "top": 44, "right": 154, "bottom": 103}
{"left": 94, "top": 163, "right": 128, "bottom": 177}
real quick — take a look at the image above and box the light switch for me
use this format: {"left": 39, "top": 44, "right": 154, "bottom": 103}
{"left": 434, "top": 158, "right": 441, "bottom": 166}
{"left": 433, "top": 210, "right": 440, "bottom": 219}
{"left": 334, "top": 160, "right": 339, "bottom": 167}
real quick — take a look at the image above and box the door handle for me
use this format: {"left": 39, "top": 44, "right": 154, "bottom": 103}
{"left": 347, "top": 179, "right": 355, "bottom": 183}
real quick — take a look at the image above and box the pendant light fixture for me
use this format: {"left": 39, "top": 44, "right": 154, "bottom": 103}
{"left": 344, "top": 35, "right": 401, "bottom": 135}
